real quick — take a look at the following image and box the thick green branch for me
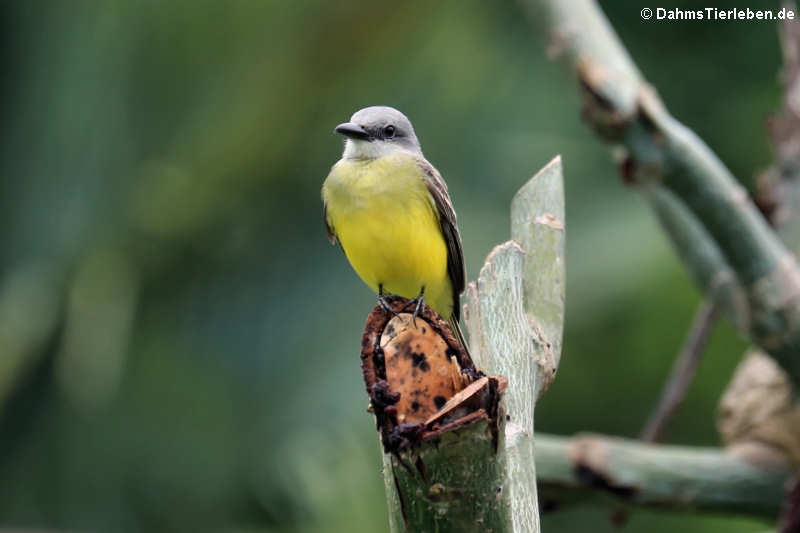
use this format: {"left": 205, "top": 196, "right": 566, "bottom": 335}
{"left": 525, "top": 0, "right": 800, "bottom": 384}
{"left": 372, "top": 157, "right": 566, "bottom": 533}
{"left": 536, "top": 433, "right": 792, "bottom": 519}
{"left": 463, "top": 155, "right": 566, "bottom": 533}
{"left": 641, "top": 184, "right": 747, "bottom": 327}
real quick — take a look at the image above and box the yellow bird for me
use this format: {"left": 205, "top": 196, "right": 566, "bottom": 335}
{"left": 322, "top": 106, "right": 467, "bottom": 348}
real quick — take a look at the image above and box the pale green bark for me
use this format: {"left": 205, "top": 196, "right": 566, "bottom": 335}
{"left": 383, "top": 418, "right": 511, "bottom": 532}
{"left": 463, "top": 156, "right": 565, "bottom": 533}
{"left": 524, "top": 0, "right": 800, "bottom": 385}
{"left": 380, "top": 157, "right": 566, "bottom": 533}
{"left": 535, "top": 433, "right": 791, "bottom": 519}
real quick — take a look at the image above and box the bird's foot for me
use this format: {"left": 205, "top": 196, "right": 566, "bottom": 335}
{"left": 401, "top": 289, "right": 426, "bottom": 328}
{"left": 378, "top": 284, "right": 400, "bottom": 318}
{"left": 378, "top": 294, "right": 400, "bottom": 318}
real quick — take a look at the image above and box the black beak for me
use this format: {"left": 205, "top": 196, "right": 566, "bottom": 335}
{"left": 334, "top": 122, "right": 370, "bottom": 140}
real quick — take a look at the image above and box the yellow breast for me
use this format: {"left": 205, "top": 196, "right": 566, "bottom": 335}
{"left": 322, "top": 153, "right": 453, "bottom": 317}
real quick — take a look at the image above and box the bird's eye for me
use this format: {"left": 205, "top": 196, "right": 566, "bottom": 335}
{"left": 383, "top": 125, "right": 396, "bottom": 138}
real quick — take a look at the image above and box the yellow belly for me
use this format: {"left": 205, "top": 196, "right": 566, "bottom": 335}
{"left": 323, "top": 154, "right": 453, "bottom": 317}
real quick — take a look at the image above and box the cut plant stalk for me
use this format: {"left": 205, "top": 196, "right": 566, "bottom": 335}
{"left": 360, "top": 157, "right": 565, "bottom": 533}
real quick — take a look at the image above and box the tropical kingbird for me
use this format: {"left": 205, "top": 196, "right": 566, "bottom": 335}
{"left": 322, "top": 106, "right": 467, "bottom": 348}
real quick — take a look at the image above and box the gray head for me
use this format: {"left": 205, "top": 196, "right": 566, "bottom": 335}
{"left": 334, "top": 106, "right": 422, "bottom": 160}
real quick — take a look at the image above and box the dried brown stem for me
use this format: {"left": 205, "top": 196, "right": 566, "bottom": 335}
{"left": 640, "top": 299, "right": 721, "bottom": 442}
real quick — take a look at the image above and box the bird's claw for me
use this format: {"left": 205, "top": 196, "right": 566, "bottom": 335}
{"left": 402, "top": 291, "right": 426, "bottom": 328}
{"left": 378, "top": 295, "right": 400, "bottom": 318}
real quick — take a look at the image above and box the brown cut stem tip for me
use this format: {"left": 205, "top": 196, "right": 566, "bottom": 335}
{"left": 360, "top": 296, "right": 506, "bottom": 453}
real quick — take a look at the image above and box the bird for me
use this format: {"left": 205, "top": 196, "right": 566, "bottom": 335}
{"left": 321, "top": 106, "right": 468, "bottom": 349}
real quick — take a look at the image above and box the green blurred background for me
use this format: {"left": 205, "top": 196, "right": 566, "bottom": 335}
{"left": 0, "top": 1, "right": 783, "bottom": 531}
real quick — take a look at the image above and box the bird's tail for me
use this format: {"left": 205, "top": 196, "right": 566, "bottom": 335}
{"left": 447, "top": 315, "right": 470, "bottom": 357}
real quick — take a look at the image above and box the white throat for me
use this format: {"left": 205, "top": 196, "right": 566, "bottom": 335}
{"left": 342, "top": 139, "right": 415, "bottom": 160}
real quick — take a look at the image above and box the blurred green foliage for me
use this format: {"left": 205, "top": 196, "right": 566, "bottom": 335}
{"left": 0, "top": 0, "right": 783, "bottom": 532}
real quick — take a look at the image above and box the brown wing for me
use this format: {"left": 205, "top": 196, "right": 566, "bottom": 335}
{"left": 417, "top": 157, "right": 466, "bottom": 321}
{"left": 323, "top": 201, "right": 337, "bottom": 245}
